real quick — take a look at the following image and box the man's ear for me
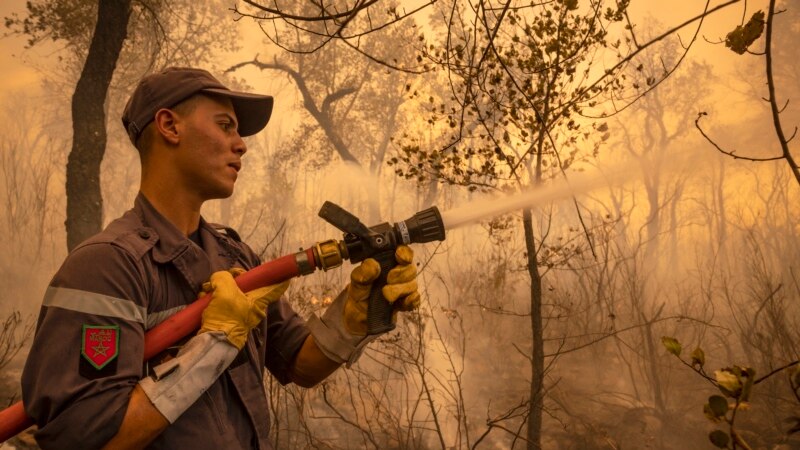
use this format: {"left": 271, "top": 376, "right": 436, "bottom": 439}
{"left": 153, "top": 108, "right": 180, "bottom": 145}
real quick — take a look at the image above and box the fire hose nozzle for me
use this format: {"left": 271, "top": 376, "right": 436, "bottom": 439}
{"left": 318, "top": 202, "right": 446, "bottom": 335}
{"left": 396, "top": 206, "right": 446, "bottom": 245}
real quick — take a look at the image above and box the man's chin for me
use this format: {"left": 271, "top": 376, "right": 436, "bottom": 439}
{"left": 204, "top": 187, "right": 235, "bottom": 201}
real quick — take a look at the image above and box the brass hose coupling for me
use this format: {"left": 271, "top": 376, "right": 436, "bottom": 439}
{"left": 313, "top": 239, "right": 348, "bottom": 271}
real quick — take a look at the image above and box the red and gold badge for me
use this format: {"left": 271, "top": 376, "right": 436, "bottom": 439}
{"left": 81, "top": 325, "right": 120, "bottom": 370}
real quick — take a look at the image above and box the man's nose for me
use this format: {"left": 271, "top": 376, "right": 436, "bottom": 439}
{"left": 233, "top": 134, "right": 247, "bottom": 156}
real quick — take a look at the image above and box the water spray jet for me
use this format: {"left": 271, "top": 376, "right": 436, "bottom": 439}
{"left": 440, "top": 160, "right": 638, "bottom": 230}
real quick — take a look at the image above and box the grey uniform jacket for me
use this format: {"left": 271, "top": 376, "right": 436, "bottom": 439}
{"left": 22, "top": 193, "right": 309, "bottom": 449}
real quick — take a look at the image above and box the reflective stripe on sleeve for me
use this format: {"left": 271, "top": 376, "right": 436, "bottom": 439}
{"left": 43, "top": 286, "right": 146, "bottom": 324}
{"left": 145, "top": 305, "right": 186, "bottom": 330}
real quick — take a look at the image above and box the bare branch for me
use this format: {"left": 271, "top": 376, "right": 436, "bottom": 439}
{"left": 695, "top": 112, "right": 786, "bottom": 162}
{"left": 241, "top": 0, "right": 379, "bottom": 23}
{"left": 543, "top": 315, "right": 719, "bottom": 358}
{"left": 763, "top": 0, "right": 800, "bottom": 185}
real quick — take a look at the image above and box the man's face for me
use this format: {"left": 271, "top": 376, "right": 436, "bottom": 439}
{"left": 174, "top": 95, "right": 247, "bottom": 201}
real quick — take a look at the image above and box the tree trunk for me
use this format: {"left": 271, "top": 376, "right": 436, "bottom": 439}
{"left": 65, "top": 0, "right": 131, "bottom": 250}
{"left": 523, "top": 208, "right": 544, "bottom": 450}
{"left": 715, "top": 159, "right": 728, "bottom": 248}
{"left": 643, "top": 177, "right": 660, "bottom": 262}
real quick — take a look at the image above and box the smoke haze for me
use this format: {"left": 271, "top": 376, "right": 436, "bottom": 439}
{"left": 1, "top": 1, "right": 798, "bottom": 449}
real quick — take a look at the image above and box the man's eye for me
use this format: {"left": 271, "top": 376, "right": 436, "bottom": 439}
{"left": 220, "top": 122, "right": 232, "bottom": 131}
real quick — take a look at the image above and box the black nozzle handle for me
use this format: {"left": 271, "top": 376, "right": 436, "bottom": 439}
{"left": 319, "top": 201, "right": 373, "bottom": 241}
{"left": 366, "top": 251, "right": 398, "bottom": 335}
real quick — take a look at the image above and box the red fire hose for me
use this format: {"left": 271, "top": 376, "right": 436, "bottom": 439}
{"left": 0, "top": 248, "right": 319, "bottom": 443}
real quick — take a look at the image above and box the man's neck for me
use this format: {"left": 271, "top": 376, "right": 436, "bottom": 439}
{"left": 139, "top": 185, "right": 202, "bottom": 236}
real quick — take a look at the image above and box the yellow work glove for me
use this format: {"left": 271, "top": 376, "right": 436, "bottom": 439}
{"left": 196, "top": 267, "right": 247, "bottom": 298}
{"left": 198, "top": 270, "right": 290, "bottom": 350}
{"left": 344, "top": 245, "right": 421, "bottom": 335}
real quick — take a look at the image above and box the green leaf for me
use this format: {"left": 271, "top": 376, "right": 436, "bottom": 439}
{"left": 725, "top": 11, "right": 765, "bottom": 55}
{"left": 708, "top": 395, "right": 728, "bottom": 417}
{"left": 704, "top": 403, "right": 723, "bottom": 423}
{"left": 691, "top": 347, "right": 706, "bottom": 367}
{"left": 661, "top": 336, "right": 682, "bottom": 357}
{"left": 709, "top": 430, "right": 729, "bottom": 448}
{"left": 715, "top": 369, "right": 743, "bottom": 397}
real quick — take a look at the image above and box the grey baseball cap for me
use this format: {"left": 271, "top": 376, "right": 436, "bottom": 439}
{"left": 121, "top": 67, "right": 273, "bottom": 144}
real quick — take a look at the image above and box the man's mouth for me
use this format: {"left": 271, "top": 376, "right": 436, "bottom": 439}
{"left": 228, "top": 162, "right": 242, "bottom": 172}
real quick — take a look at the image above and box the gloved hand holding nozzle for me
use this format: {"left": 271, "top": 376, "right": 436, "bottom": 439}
{"left": 344, "top": 245, "right": 420, "bottom": 334}
{"left": 308, "top": 245, "right": 421, "bottom": 366}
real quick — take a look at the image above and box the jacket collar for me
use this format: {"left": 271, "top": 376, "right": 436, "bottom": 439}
{"left": 134, "top": 193, "right": 193, "bottom": 264}
{"left": 133, "top": 192, "right": 242, "bottom": 290}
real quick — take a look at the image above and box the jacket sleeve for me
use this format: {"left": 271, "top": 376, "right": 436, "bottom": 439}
{"left": 264, "top": 300, "right": 310, "bottom": 384}
{"left": 21, "top": 242, "right": 149, "bottom": 450}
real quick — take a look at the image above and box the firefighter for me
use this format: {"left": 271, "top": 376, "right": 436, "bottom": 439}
{"left": 21, "top": 67, "right": 420, "bottom": 449}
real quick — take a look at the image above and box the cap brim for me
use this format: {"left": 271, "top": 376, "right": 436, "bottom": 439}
{"left": 202, "top": 88, "right": 274, "bottom": 137}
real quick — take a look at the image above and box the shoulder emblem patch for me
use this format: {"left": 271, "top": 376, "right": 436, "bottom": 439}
{"left": 81, "top": 325, "right": 120, "bottom": 370}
